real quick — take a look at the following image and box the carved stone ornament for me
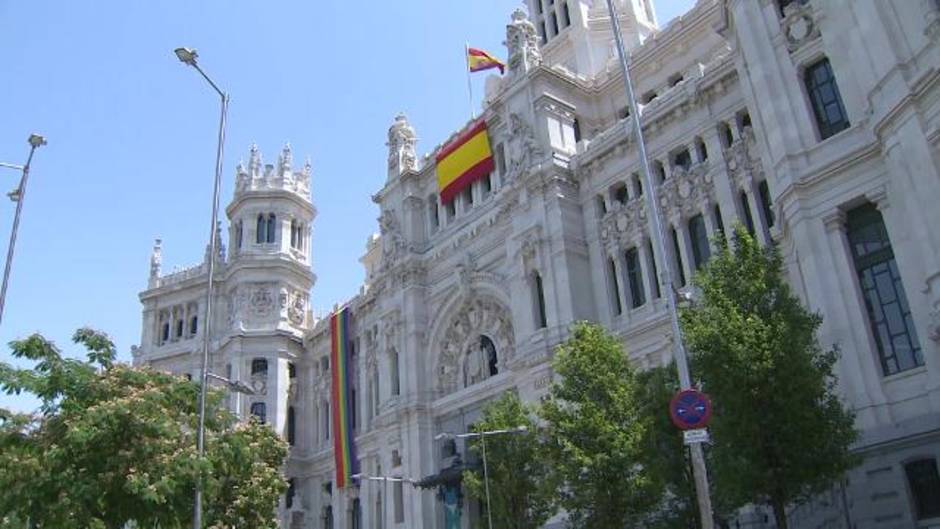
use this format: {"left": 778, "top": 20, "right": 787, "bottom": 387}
{"left": 437, "top": 297, "right": 515, "bottom": 394}
{"left": 249, "top": 285, "right": 275, "bottom": 316}
{"left": 781, "top": 2, "right": 820, "bottom": 52}
{"left": 505, "top": 8, "right": 542, "bottom": 80}
{"left": 379, "top": 209, "right": 408, "bottom": 265}
{"left": 506, "top": 113, "right": 544, "bottom": 180}
{"left": 657, "top": 162, "right": 715, "bottom": 221}
{"left": 599, "top": 196, "right": 649, "bottom": 248}
{"left": 288, "top": 290, "right": 307, "bottom": 326}
{"left": 149, "top": 239, "right": 162, "bottom": 282}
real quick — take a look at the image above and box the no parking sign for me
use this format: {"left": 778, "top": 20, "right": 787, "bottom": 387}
{"left": 669, "top": 389, "right": 713, "bottom": 431}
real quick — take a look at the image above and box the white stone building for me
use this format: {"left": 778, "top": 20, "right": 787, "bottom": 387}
{"left": 135, "top": 0, "right": 940, "bottom": 527}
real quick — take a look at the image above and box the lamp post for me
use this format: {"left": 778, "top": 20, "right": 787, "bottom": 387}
{"left": 602, "top": 2, "right": 715, "bottom": 527}
{"left": 0, "top": 133, "right": 46, "bottom": 327}
{"left": 174, "top": 46, "right": 229, "bottom": 529}
{"left": 435, "top": 426, "right": 527, "bottom": 529}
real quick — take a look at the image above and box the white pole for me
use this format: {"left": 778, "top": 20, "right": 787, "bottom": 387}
{"left": 465, "top": 42, "right": 475, "bottom": 120}
{"left": 602, "top": 1, "right": 715, "bottom": 528}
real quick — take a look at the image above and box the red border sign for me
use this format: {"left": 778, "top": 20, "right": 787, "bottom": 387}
{"left": 669, "top": 389, "right": 713, "bottom": 430}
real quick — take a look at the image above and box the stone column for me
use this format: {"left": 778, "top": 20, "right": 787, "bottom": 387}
{"left": 743, "top": 178, "right": 770, "bottom": 245}
{"left": 675, "top": 219, "right": 696, "bottom": 285}
{"left": 701, "top": 202, "right": 718, "bottom": 254}
{"left": 636, "top": 236, "right": 655, "bottom": 304}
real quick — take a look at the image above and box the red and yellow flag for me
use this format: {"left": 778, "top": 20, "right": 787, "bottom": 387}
{"left": 436, "top": 119, "right": 495, "bottom": 204}
{"left": 468, "top": 47, "right": 505, "bottom": 74}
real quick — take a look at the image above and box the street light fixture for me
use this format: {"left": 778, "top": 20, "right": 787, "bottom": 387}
{"left": 174, "top": 46, "right": 229, "bottom": 529}
{"left": 350, "top": 473, "right": 417, "bottom": 529}
{"left": 0, "top": 133, "right": 46, "bottom": 327}
{"left": 435, "top": 426, "right": 527, "bottom": 529}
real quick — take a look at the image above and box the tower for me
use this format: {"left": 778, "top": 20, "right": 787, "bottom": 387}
{"left": 221, "top": 142, "right": 316, "bottom": 437}
{"left": 523, "top": 0, "right": 658, "bottom": 77}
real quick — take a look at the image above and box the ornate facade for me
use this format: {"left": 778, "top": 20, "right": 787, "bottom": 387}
{"left": 136, "top": 0, "right": 940, "bottom": 527}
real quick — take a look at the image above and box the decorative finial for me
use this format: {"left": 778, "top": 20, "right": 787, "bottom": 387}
{"left": 150, "top": 238, "right": 162, "bottom": 280}
{"left": 249, "top": 143, "right": 261, "bottom": 175}
{"left": 280, "top": 142, "right": 293, "bottom": 175}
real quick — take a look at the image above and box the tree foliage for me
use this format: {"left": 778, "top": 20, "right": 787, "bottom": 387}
{"left": 0, "top": 328, "right": 288, "bottom": 529}
{"left": 540, "top": 322, "right": 660, "bottom": 529}
{"left": 461, "top": 392, "right": 557, "bottom": 529}
{"left": 680, "top": 227, "right": 858, "bottom": 529}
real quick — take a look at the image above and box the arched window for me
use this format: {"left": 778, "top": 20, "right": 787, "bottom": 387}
{"left": 250, "top": 402, "right": 266, "bottom": 424}
{"left": 175, "top": 319, "right": 184, "bottom": 338}
{"left": 390, "top": 350, "right": 400, "bottom": 396}
{"left": 189, "top": 315, "right": 198, "bottom": 336}
{"left": 161, "top": 322, "right": 170, "bottom": 343}
{"left": 256, "top": 214, "right": 265, "bottom": 244}
{"left": 287, "top": 406, "right": 296, "bottom": 446}
{"left": 251, "top": 358, "right": 268, "bottom": 376}
{"left": 481, "top": 335, "right": 498, "bottom": 377}
{"left": 905, "top": 458, "right": 940, "bottom": 520}
{"left": 235, "top": 220, "right": 243, "bottom": 250}
{"left": 531, "top": 272, "right": 548, "bottom": 329}
{"left": 266, "top": 213, "right": 277, "bottom": 243}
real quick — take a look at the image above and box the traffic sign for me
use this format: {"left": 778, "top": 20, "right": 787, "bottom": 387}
{"left": 683, "top": 428, "right": 710, "bottom": 445}
{"left": 669, "top": 389, "right": 713, "bottom": 430}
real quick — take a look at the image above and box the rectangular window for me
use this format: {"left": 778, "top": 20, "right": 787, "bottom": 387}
{"left": 906, "top": 458, "right": 940, "bottom": 520}
{"left": 608, "top": 258, "right": 622, "bottom": 316}
{"left": 550, "top": 12, "right": 559, "bottom": 36}
{"left": 740, "top": 191, "right": 755, "bottom": 235}
{"left": 805, "top": 58, "right": 850, "bottom": 140}
{"left": 391, "top": 351, "right": 401, "bottom": 396}
{"left": 428, "top": 196, "right": 439, "bottom": 233}
{"left": 673, "top": 149, "right": 692, "bottom": 171}
{"left": 671, "top": 228, "right": 686, "bottom": 287}
{"left": 573, "top": 118, "right": 581, "bottom": 143}
{"left": 713, "top": 204, "right": 725, "bottom": 239}
{"left": 758, "top": 180, "right": 775, "bottom": 228}
{"left": 287, "top": 406, "right": 296, "bottom": 445}
{"left": 847, "top": 204, "right": 923, "bottom": 376}
{"left": 533, "top": 272, "right": 548, "bottom": 328}
{"left": 625, "top": 248, "right": 646, "bottom": 308}
{"left": 394, "top": 481, "right": 404, "bottom": 523}
{"left": 595, "top": 194, "right": 607, "bottom": 218}
{"left": 562, "top": 2, "right": 571, "bottom": 27}
{"left": 495, "top": 143, "right": 506, "bottom": 176}
{"left": 689, "top": 214, "right": 711, "bottom": 270}
{"left": 647, "top": 240, "right": 661, "bottom": 298}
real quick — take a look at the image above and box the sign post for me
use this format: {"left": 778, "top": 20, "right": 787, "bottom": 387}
{"left": 670, "top": 389, "right": 713, "bottom": 446}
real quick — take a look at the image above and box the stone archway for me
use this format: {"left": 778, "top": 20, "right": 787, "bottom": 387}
{"left": 436, "top": 296, "right": 515, "bottom": 394}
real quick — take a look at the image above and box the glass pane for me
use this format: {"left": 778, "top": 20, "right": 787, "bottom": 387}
{"left": 874, "top": 272, "right": 897, "bottom": 304}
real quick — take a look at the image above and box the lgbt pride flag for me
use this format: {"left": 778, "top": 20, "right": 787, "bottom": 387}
{"left": 330, "top": 307, "right": 358, "bottom": 488}
{"left": 467, "top": 47, "right": 505, "bottom": 74}
{"left": 435, "top": 119, "right": 495, "bottom": 204}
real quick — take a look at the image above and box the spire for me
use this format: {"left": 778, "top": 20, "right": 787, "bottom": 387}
{"left": 279, "top": 142, "right": 293, "bottom": 177}
{"left": 149, "top": 239, "right": 162, "bottom": 287}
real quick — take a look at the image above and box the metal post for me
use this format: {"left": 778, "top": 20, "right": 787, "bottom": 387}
{"left": 602, "top": 1, "right": 715, "bottom": 527}
{"left": 0, "top": 134, "right": 44, "bottom": 327}
{"left": 465, "top": 42, "right": 475, "bottom": 120}
{"left": 180, "top": 53, "right": 228, "bottom": 529}
{"left": 480, "top": 433, "right": 494, "bottom": 529}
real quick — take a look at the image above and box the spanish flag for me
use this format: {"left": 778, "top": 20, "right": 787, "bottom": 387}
{"left": 468, "top": 47, "right": 505, "bottom": 74}
{"left": 436, "top": 119, "right": 495, "bottom": 204}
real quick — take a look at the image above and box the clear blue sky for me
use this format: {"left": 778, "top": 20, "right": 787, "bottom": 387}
{"left": 0, "top": 0, "right": 695, "bottom": 411}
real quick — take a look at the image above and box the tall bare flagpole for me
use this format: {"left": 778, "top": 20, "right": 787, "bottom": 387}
{"left": 602, "top": 1, "right": 715, "bottom": 527}
{"left": 465, "top": 42, "right": 475, "bottom": 120}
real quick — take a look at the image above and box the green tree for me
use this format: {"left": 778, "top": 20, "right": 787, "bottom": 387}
{"left": 461, "top": 392, "right": 557, "bottom": 529}
{"left": 540, "top": 322, "right": 660, "bottom": 529}
{"left": 680, "top": 227, "right": 858, "bottom": 529}
{"left": 0, "top": 328, "right": 288, "bottom": 529}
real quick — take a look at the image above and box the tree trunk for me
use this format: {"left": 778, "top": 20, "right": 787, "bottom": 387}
{"left": 771, "top": 498, "right": 788, "bottom": 529}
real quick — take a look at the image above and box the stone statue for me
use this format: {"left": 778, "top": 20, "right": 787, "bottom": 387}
{"left": 387, "top": 113, "right": 418, "bottom": 175}
{"left": 149, "top": 239, "right": 162, "bottom": 281}
{"left": 505, "top": 8, "right": 542, "bottom": 80}
{"left": 507, "top": 113, "right": 544, "bottom": 179}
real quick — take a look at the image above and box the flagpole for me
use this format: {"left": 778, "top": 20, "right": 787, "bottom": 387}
{"left": 603, "top": 0, "right": 715, "bottom": 527}
{"left": 465, "top": 42, "right": 475, "bottom": 120}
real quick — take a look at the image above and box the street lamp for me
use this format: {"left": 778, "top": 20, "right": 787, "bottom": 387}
{"left": 0, "top": 133, "right": 46, "bottom": 327}
{"left": 351, "top": 473, "right": 417, "bottom": 529}
{"left": 602, "top": 1, "right": 715, "bottom": 527}
{"left": 435, "top": 426, "right": 527, "bottom": 529}
{"left": 174, "top": 46, "right": 229, "bottom": 529}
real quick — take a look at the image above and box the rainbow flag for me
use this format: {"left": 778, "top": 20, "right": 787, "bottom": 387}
{"left": 330, "top": 307, "right": 358, "bottom": 488}
{"left": 435, "top": 119, "right": 495, "bottom": 204}
{"left": 468, "top": 47, "right": 504, "bottom": 74}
